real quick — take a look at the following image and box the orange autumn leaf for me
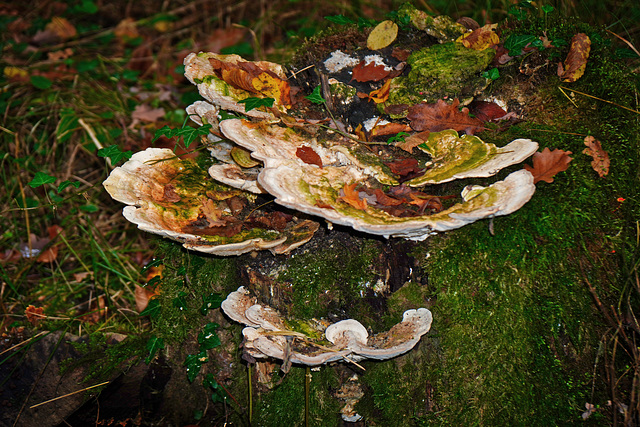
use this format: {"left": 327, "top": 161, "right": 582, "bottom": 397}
{"left": 357, "top": 79, "right": 392, "bottom": 104}
{"left": 25, "top": 305, "right": 46, "bottom": 326}
{"left": 583, "top": 136, "right": 609, "bottom": 177}
{"left": 46, "top": 17, "right": 77, "bottom": 40}
{"left": 558, "top": 33, "right": 591, "bottom": 82}
{"left": 524, "top": 147, "right": 573, "bottom": 183}
{"left": 407, "top": 98, "right": 484, "bottom": 135}
{"left": 338, "top": 183, "right": 368, "bottom": 210}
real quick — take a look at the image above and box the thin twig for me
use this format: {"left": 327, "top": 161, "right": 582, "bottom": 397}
{"left": 29, "top": 381, "right": 110, "bottom": 409}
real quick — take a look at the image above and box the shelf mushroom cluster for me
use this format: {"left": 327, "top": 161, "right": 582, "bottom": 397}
{"left": 221, "top": 286, "right": 433, "bottom": 366}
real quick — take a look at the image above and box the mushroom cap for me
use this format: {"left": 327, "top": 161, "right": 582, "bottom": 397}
{"left": 102, "top": 147, "right": 317, "bottom": 255}
{"left": 244, "top": 304, "right": 287, "bottom": 331}
{"left": 325, "top": 319, "right": 369, "bottom": 347}
{"left": 220, "top": 286, "right": 260, "bottom": 327}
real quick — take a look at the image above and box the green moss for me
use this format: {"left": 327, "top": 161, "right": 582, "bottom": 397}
{"left": 254, "top": 366, "right": 341, "bottom": 426}
{"left": 278, "top": 238, "right": 381, "bottom": 323}
{"left": 386, "top": 42, "right": 494, "bottom": 108}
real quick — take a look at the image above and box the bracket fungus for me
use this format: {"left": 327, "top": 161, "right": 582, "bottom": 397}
{"left": 221, "top": 287, "right": 433, "bottom": 367}
{"left": 105, "top": 10, "right": 540, "bottom": 252}
{"left": 102, "top": 148, "right": 318, "bottom": 255}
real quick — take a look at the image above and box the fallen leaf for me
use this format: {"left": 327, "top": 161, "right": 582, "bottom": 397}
{"left": 457, "top": 24, "right": 499, "bottom": 50}
{"left": 114, "top": 18, "right": 139, "bottom": 42}
{"left": 524, "top": 147, "right": 573, "bottom": 183}
{"left": 367, "top": 20, "right": 398, "bottom": 50}
{"left": 47, "top": 48, "right": 74, "bottom": 61}
{"left": 467, "top": 100, "right": 508, "bottom": 122}
{"left": 46, "top": 17, "right": 77, "bottom": 40}
{"left": 25, "top": 305, "right": 46, "bottom": 326}
{"left": 36, "top": 246, "right": 58, "bottom": 263}
{"left": 338, "top": 183, "right": 367, "bottom": 210}
{"left": 396, "top": 131, "right": 430, "bottom": 153}
{"left": 296, "top": 146, "right": 323, "bottom": 167}
{"left": 131, "top": 104, "right": 165, "bottom": 124}
{"left": 407, "top": 98, "right": 484, "bottom": 134}
{"left": 559, "top": 33, "right": 591, "bottom": 82}
{"left": 370, "top": 122, "right": 412, "bottom": 137}
{"left": 351, "top": 60, "right": 390, "bottom": 82}
{"left": 384, "top": 158, "right": 423, "bottom": 177}
{"left": 163, "top": 184, "right": 181, "bottom": 203}
{"left": 357, "top": 79, "right": 392, "bottom": 104}
{"left": 391, "top": 47, "right": 411, "bottom": 62}
{"left": 583, "top": 136, "right": 609, "bottom": 177}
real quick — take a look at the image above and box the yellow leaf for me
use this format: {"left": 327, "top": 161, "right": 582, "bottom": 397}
{"left": 252, "top": 72, "right": 291, "bottom": 108}
{"left": 367, "top": 20, "right": 398, "bottom": 50}
{"left": 457, "top": 24, "right": 499, "bottom": 50}
{"left": 4, "top": 66, "right": 28, "bottom": 79}
{"left": 559, "top": 33, "right": 591, "bottom": 83}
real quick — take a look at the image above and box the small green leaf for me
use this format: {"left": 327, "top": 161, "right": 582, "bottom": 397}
{"left": 203, "top": 373, "right": 227, "bottom": 403}
{"left": 200, "top": 293, "right": 223, "bottom": 315}
{"left": 173, "top": 291, "right": 188, "bottom": 311}
{"left": 57, "top": 180, "right": 82, "bottom": 193}
{"left": 28, "top": 172, "right": 56, "bottom": 188}
{"left": 30, "top": 75, "right": 52, "bottom": 89}
{"left": 541, "top": 4, "right": 554, "bottom": 13}
{"left": 324, "top": 15, "right": 355, "bottom": 25}
{"left": 184, "top": 351, "right": 209, "bottom": 383}
{"left": 305, "top": 86, "right": 325, "bottom": 105}
{"left": 238, "top": 97, "right": 275, "bottom": 112}
{"left": 145, "top": 336, "right": 164, "bottom": 364}
{"left": 386, "top": 131, "right": 410, "bottom": 144}
{"left": 198, "top": 323, "right": 221, "bottom": 350}
{"left": 79, "top": 204, "right": 98, "bottom": 213}
{"left": 97, "top": 145, "right": 132, "bottom": 164}
{"left": 140, "top": 299, "right": 161, "bottom": 318}
{"left": 503, "top": 34, "right": 538, "bottom": 56}
{"left": 141, "top": 258, "right": 163, "bottom": 274}
{"left": 481, "top": 68, "right": 500, "bottom": 80}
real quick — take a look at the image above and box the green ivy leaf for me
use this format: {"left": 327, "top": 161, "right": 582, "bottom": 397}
{"left": 481, "top": 68, "right": 500, "bottom": 80}
{"left": 386, "top": 131, "right": 410, "bottom": 144}
{"left": 200, "top": 293, "right": 223, "bottom": 315}
{"left": 324, "top": 15, "right": 355, "bottom": 25}
{"left": 57, "top": 180, "right": 81, "bottom": 193}
{"left": 152, "top": 124, "right": 212, "bottom": 148}
{"left": 503, "top": 34, "right": 538, "bottom": 56}
{"left": 30, "top": 75, "right": 52, "bottom": 89}
{"left": 238, "top": 97, "right": 275, "bottom": 112}
{"left": 305, "top": 85, "right": 325, "bottom": 105}
{"left": 541, "top": 4, "right": 554, "bottom": 13}
{"left": 97, "top": 145, "right": 133, "bottom": 164}
{"left": 140, "top": 299, "right": 161, "bottom": 318}
{"left": 173, "top": 291, "right": 188, "bottom": 311}
{"left": 28, "top": 172, "right": 56, "bottom": 188}
{"left": 203, "top": 373, "right": 227, "bottom": 403}
{"left": 198, "top": 323, "right": 221, "bottom": 350}
{"left": 145, "top": 336, "right": 164, "bottom": 364}
{"left": 184, "top": 351, "right": 208, "bottom": 383}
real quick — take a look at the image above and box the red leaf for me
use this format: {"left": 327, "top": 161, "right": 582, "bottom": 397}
{"left": 351, "top": 60, "right": 390, "bottom": 82}
{"left": 407, "top": 98, "right": 484, "bottom": 135}
{"left": 384, "top": 158, "right": 422, "bottom": 177}
{"left": 467, "top": 100, "right": 508, "bottom": 122}
{"left": 523, "top": 147, "right": 573, "bottom": 183}
{"left": 296, "top": 146, "right": 323, "bottom": 167}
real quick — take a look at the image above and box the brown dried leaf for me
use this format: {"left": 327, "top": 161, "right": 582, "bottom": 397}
{"left": 296, "top": 146, "right": 323, "bottom": 167}
{"left": 467, "top": 100, "right": 508, "bottom": 122}
{"left": 46, "top": 17, "right": 77, "bottom": 40}
{"left": 351, "top": 60, "right": 390, "bottom": 82}
{"left": 36, "top": 246, "right": 58, "bottom": 263}
{"left": 396, "top": 131, "right": 430, "bottom": 153}
{"left": 523, "top": 147, "right": 573, "bottom": 183}
{"left": 583, "top": 136, "right": 609, "bottom": 177}
{"left": 132, "top": 104, "right": 165, "bottom": 123}
{"left": 559, "top": 33, "right": 591, "bottom": 82}
{"left": 407, "top": 98, "right": 484, "bottom": 134}
{"left": 163, "top": 184, "right": 181, "bottom": 203}
{"left": 384, "top": 158, "right": 422, "bottom": 177}
{"left": 370, "top": 122, "right": 412, "bottom": 137}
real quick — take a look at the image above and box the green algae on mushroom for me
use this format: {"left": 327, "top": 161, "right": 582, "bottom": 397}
{"left": 405, "top": 129, "right": 539, "bottom": 186}
{"left": 102, "top": 148, "right": 318, "bottom": 255}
